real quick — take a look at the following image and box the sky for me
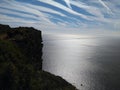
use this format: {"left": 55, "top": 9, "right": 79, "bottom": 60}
{"left": 0, "top": 0, "right": 120, "bottom": 35}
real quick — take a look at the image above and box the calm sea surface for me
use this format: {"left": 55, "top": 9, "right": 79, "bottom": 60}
{"left": 42, "top": 34, "right": 120, "bottom": 90}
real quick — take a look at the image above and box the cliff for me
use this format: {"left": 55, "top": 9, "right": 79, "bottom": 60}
{"left": 0, "top": 24, "right": 77, "bottom": 90}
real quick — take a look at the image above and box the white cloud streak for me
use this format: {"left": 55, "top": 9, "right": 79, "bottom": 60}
{"left": 70, "top": 0, "right": 104, "bottom": 18}
{"left": 0, "top": 0, "right": 52, "bottom": 23}
{"left": 0, "top": 0, "right": 120, "bottom": 33}
{"left": 98, "top": 0, "right": 113, "bottom": 14}
{"left": 20, "top": 2, "right": 66, "bottom": 17}
{"left": 37, "top": 0, "right": 90, "bottom": 20}
{"left": 64, "top": 0, "right": 72, "bottom": 9}
{"left": 0, "top": 14, "right": 36, "bottom": 23}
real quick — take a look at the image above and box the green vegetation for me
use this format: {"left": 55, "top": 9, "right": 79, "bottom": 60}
{"left": 0, "top": 24, "right": 77, "bottom": 90}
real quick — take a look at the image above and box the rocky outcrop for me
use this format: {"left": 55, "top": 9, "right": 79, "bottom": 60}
{"left": 0, "top": 24, "right": 77, "bottom": 90}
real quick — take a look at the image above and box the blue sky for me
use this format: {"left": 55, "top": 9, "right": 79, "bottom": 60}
{"left": 0, "top": 0, "right": 120, "bottom": 35}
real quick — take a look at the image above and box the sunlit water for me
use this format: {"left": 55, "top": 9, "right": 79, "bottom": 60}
{"left": 42, "top": 34, "right": 120, "bottom": 90}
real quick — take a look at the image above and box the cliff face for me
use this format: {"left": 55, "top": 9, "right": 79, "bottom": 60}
{"left": 0, "top": 24, "right": 77, "bottom": 90}
{"left": 0, "top": 24, "right": 43, "bottom": 70}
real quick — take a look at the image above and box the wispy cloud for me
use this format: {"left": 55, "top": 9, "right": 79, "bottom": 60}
{"left": 0, "top": 0, "right": 120, "bottom": 34}
{"left": 20, "top": 2, "right": 66, "bottom": 17}
{"left": 64, "top": 0, "right": 72, "bottom": 9}
{"left": 37, "top": 0, "right": 90, "bottom": 20}
{"left": 70, "top": 1, "right": 104, "bottom": 19}
{"left": 98, "top": 0, "right": 113, "bottom": 14}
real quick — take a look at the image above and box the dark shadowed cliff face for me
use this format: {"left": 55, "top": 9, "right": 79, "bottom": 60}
{"left": 0, "top": 24, "right": 43, "bottom": 70}
{"left": 0, "top": 24, "right": 77, "bottom": 90}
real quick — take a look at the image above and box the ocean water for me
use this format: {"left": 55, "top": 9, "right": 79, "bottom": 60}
{"left": 42, "top": 34, "right": 120, "bottom": 90}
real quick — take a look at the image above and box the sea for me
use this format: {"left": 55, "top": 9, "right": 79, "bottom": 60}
{"left": 42, "top": 34, "right": 120, "bottom": 90}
